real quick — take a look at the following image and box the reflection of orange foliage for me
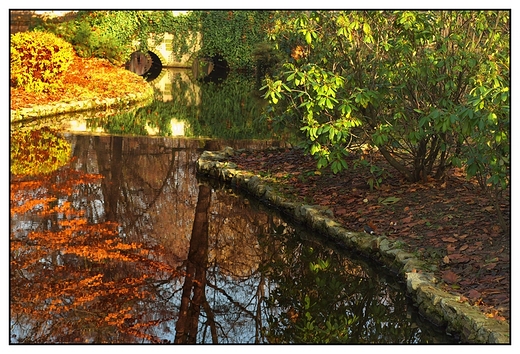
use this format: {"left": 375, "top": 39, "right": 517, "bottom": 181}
{"left": 10, "top": 163, "right": 178, "bottom": 343}
{"left": 10, "top": 127, "right": 72, "bottom": 176}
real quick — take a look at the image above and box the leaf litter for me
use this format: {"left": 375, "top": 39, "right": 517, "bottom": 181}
{"left": 229, "top": 147, "right": 510, "bottom": 322}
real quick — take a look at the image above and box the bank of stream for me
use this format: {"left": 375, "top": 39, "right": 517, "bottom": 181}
{"left": 196, "top": 148, "right": 510, "bottom": 344}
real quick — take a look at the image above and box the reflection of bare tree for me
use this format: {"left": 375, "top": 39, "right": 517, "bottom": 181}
{"left": 175, "top": 184, "right": 211, "bottom": 343}
{"left": 95, "top": 136, "right": 123, "bottom": 221}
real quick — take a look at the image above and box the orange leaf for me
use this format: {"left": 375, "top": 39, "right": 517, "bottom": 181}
{"left": 468, "top": 289, "right": 481, "bottom": 300}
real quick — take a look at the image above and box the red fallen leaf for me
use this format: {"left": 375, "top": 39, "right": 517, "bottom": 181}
{"left": 442, "top": 237, "right": 458, "bottom": 243}
{"left": 401, "top": 216, "right": 413, "bottom": 223}
{"left": 468, "top": 289, "right": 481, "bottom": 299}
{"left": 448, "top": 253, "right": 470, "bottom": 263}
{"left": 335, "top": 208, "right": 347, "bottom": 215}
{"left": 442, "top": 270, "right": 459, "bottom": 284}
{"left": 459, "top": 279, "right": 474, "bottom": 287}
{"left": 446, "top": 244, "right": 456, "bottom": 253}
{"left": 485, "top": 263, "right": 497, "bottom": 270}
{"left": 492, "top": 293, "right": 509, "bottom": 302}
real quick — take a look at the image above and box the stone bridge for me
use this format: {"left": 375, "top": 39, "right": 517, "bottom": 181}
{"left": 10, "top": 11, "right": 211, "bottom": 81}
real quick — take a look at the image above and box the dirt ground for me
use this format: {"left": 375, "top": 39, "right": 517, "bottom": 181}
{"left": 228, "top": 147, "right": 510, "bottom": 323}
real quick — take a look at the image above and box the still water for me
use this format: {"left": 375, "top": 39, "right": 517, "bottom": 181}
{"left": 9, "top": 69, "right": 457, "bottom": 344}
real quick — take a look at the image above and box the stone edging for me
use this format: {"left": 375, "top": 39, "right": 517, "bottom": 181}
{"left": 196, "top": 147, "right": 510, "bottom": 344}
{"left": 10, "top": 86, "right": 155, "bottom": 123}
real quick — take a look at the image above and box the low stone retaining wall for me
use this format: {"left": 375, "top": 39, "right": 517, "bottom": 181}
{"left": 10, "top": 86, "right": 154, "bottom": 123}
{"left": 196, "top": 147, "right": 510, "bottom": 344}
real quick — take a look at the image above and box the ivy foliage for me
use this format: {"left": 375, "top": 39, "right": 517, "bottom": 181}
{"left": 190, "top": 11, "right": 274, "bottom": 69}
{"left": 34, "top": 10, "right": 274, "bottom": 70}
{"left": 32, "top": 11, "right": 199, "bottom": 66}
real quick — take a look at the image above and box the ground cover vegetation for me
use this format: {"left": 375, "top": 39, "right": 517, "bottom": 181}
{"left": 10, "top": 9, "right": 510, "bottom": 327}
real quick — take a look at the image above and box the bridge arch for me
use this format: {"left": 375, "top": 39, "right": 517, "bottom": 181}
{"left": 126, "top": 50, "right": 167, "bottom": 82}
{"left": 189, "top": 51, "right": 230, "bottom": 83}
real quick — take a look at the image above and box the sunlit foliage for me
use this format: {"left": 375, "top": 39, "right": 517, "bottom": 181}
{"left": 10, "top": 127, "right": 72, "bottom": 176}
{"left": 10, "top": 31, "right": 75, "bottom": 93}
{"left": 262, "top": 10, "right": 509, "bottom": 230}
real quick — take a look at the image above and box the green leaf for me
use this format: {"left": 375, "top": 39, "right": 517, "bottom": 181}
{"left": 326, "top": 98, "right": 334, "bottom": 109}
{"left": 363, "top": 22, "right": 370, "bottom": 35}
{"left": 305, "top": 31, "right": 312, "bottom": 44}
{"left": 378, "top": 196, "right": 401, "bottom": 205}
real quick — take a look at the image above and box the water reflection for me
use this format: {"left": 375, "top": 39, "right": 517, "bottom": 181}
{"left": 10, "top": 134, "right": 456, "bottom": 344}
{"left": 18, "top": 69, "right": 272, "bottom": 140}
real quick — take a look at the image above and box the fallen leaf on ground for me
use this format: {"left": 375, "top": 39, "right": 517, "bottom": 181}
{"left": 468, "top": 289, "right": 481, "bottom": 299}
{"left": 442, "top": 270, "right": 459, "bottom": 284}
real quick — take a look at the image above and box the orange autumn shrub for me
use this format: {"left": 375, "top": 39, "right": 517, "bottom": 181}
{"left": 10, "top": 31, "right": 75, "bottom": 93}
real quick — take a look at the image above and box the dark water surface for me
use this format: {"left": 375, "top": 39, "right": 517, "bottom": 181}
{"left": 10, "top": 133, "right": 457, "bottom": 344}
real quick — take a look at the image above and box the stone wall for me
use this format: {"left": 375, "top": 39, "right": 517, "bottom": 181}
{"left": 10, "top": 10, "right": 78, "bottom": 34}
{"left": 10, "top": 10, "right": 36, "bottom": 34}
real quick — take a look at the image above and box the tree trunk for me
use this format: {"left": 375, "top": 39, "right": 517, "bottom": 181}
{"left": 378, "top": 145, "right": 414, "bottom": 182}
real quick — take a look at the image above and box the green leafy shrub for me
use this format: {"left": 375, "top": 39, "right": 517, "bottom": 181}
{"left": 263, "top": 11, "right": 509, "bottom": 184}
{"left": 10, "top": 31, "right": 75, "bottom": 93}
{"left": 33, "top": 11, "right": 138, "bottom": 65}
{"left": 45, "top": 20, "right": 126, "bottom": 64}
